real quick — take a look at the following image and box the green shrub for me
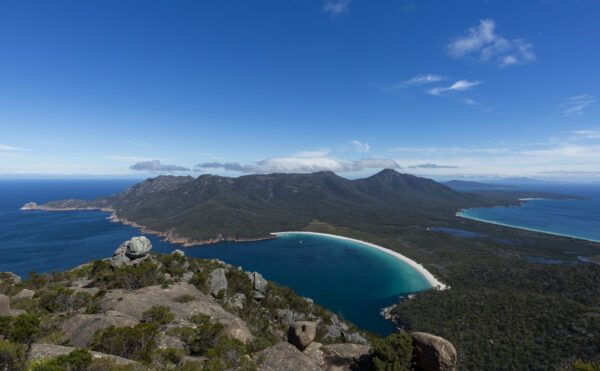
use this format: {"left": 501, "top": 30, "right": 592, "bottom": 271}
{"left": 158, "top": 347, "right": 184, "bottom": 365}
{"left": 89, "top": 260, "right": 160, "bottom": 290}
{"left": 38, "top": 286, "right": 75, "bottom": 313}
{"left": 370, "top": 332, "right": 413, "bottom": 371}
{"left": 573, "top": 359, "right": 600, "bottom": 371}
{"left": 141, "top": 305, "right": 175, "bottom": 325}
{"left": 174, "top": 294, "right": 194, "bottom": 303}
{"left": 112, "top": 261, "right": 161, "bottom": 290}
{"left": 0, "top": 339, "right": 27, "bottom": 371}
{"left": 91, "top": 324, "right": 158, "bottom": 363}
{"left": 71, "top": 292, "right": 94, "bottom": 312}
{"left": 189, "top": 272, "right": 208, "bottom": 294}
{"left": 1, "top": 314, "right": 41, "bottom": 345}
{"left": 205, "top": 337, "right": 251, "bottom": 370}
{"left": 157, "top": 253, "right": 187, "bottom": 277}
{"left": 225, "top": 269, "right": 252, "bottom": 298}
{"left": 29, "top": 349, "right": 93, "bottom": 371}
{"left": 180, "top": 315, "right": 224, "bottom": 356}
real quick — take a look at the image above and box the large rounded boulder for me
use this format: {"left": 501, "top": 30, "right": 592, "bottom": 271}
{"left": 287, "top": 321, "right": 317, "bottom": 350}
{"left": 411, "top": 332, "right": 457, "bottom": 371}
{"left": 125, "top": 236, "right": 152, "bottom": 259}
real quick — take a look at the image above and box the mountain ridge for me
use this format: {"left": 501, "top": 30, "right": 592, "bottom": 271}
{"left": 25, "top": 169, "right": 553, "bottom": 245}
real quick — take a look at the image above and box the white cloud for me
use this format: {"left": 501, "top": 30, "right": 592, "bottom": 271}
{"left": 571, "top": 129, "right": 600, "bottom": 139}
{"left": 130, "top": 160, "right": 190, "bottom": 172}
{"left": 197, "top": 153, "right": 401, "bottom": 174}
{"left": 395, "top": 74, "right": 446, "bottom": 89}
{"left": 409, "top": 163, "right": 459, "bottom": 169}
{"left": 447, "top": 19, "right": 535, "bottom": 67}
{"left": 561, "top": 95, "right": 596, "bottom": 116}
{"left": 428, "top": 80, "right": 480, "bottom": 96}
{"left": 323, "top": 0, "right": 351, "bottom": 15}
{"left": 351, "top": 140, "right": 370, "bottom": 152}
{"left": 0, "top": 144, "right": 26, "bottom": 152}
{"left": 294, "top": 148, "right": 331, "bottom": 158}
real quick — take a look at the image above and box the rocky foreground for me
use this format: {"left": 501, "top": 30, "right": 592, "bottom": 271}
{"left": 1, "top": 237, "right": 456, "bottom": 370}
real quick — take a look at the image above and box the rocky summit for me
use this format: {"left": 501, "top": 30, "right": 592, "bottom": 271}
{"left": 0, "top": 237, "right": 456, "bottom": 370}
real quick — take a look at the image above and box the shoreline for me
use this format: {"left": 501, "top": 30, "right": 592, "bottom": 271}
{"left": 457, "top": 210, "right": 600, "bottom": 244}
{"left": 21, "top": 203, "right": 276, "bottom": 247}
{"left": 23, "top": 202, "right": 449, "bottom": 290}
{"left": 273, "top": 231, "right": 449, "bottom": 291}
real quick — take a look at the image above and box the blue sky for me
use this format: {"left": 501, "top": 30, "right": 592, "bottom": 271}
{"left": 1, "top": 0, "right": 599, "bottom": 180}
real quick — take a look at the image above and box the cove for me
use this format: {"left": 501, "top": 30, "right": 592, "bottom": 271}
{"left": 0, "top": 180, "right": 437, "bottom": 335}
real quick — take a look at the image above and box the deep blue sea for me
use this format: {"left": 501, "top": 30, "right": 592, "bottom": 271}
{"left": 0, "top": 179, "right": 432, "bottom": 335}
{"left": 458, "top": 184, "right": 600, "bottom": 243}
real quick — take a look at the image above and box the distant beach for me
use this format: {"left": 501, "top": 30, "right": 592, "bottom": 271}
{"left": 457, "top": 210, "right": 600, "bottom": 244}
{"left": 456, "top": 185, "right": 600, "bottom": 245}
{"left": 273, "top": 231, "right": 449, "bottom": 290}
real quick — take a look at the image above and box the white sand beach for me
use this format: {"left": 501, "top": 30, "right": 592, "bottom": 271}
{"left": 272, "top": 231, "right": 449, "bottom": 290}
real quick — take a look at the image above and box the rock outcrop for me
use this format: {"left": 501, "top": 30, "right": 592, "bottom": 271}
{"left": 412, "top": 332, "right": 457, "bottom": 371}
{"left": 28, "top": 343, "right": 135, "bottom": 366}
{"left": 0, "top": 272, "right": 22, "bottom": 285}
{"left": 13, "top": 289, "right": 35, "bottom": 300}
{"left": 0, "top": 293, "right": 23, "bottom": 317}
{"left": 254, "top": 342, "right": 322, "bottom": 371}
{"left": 99, "top": 282, "right": 253, "bottom": 344}
{"left": 110, "top": 236, "right": 152, "bottom": 267}
{"left": 322, "top": 343, "right": 370, "bottom": 370}
{"left": 247, "top": 271, "right": 268, "bottom": 300}
{"left": 0, "top": 294, "right": 11, "bottom": 316}
{"left": 209, "top": 268, "right": 228, "bottom": 297}
{"left": 287, "top": 321, "right": 317, "bottom": 350}
{"left": 62, "top": 311, "right": 139, "bottom": 347}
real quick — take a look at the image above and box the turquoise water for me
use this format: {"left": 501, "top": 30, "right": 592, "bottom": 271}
{"left": 0, "top": 179, "right": 432, "bottom": 335}
{"left": 458, "top": 185, "right": 600, "bottom": 243}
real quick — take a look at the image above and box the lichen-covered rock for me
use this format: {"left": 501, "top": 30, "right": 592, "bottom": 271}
{"left": 29, "top": 343, "right": 135, "bottom": 365}
{"left": 62, "top": 311, "right": 139, "bottom": 347}
{"left": 247, "top": 271, "right": 268, "bottom": 300}
{"left": 13, "top": 289, "right": 35, "bottom": 300}
{"left": 99, "top": 282, "right": 253, "bottom": 344}
{"left": 227, "top": 293, "right": 246, "bottom": 310}
{"left": 325, "top": 314, "right": 349, "bottom": 339}
{"left": 209, "top": 268, "right": 228, "bottom": 297}
{"left": 322, "top": 343, "right": 370, "bottom": 370}
{"left": 172, "top": 249, "right": 185, "bottom": 256}
{"left": 0, "top": 294, "right": 11, "bottom": 316}
{"left": 287, "top": 321, "right": 317, "bottom": 350}
{"left": 276, "top": 309, "right": 306, "bottom": 327}
{"left": 303, "top": 341, "right": 325, "bottom": 366}
{"left": 124, "top": 236, "right": 152, "bottom": 259}
{"left": 111, "top": 236, "right": 152, "bottom": 267}
{"left": 411, "top": 332, "right": 457, "bottom": 371}
{"left": 342, "top": 331, "right": 368, "bottom": 345}
{"left": 0, "top": 272, "right": 22, "bottom": 285}
{"left": 255, "top": 342, "right": 321, "bottom": 371}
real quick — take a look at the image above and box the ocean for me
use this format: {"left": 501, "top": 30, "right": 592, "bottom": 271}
{"left": 458, "top": 184, "right": 600, "bottom": 243}
{"left": 0, "top": 179, "right": 431, "bottom": 335}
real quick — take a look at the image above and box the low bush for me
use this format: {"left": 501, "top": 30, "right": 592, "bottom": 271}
{"left": 189, "top": 272, "right": 208, "bottom": 294}
{"left": 174, "top": 294, "right": 194, "bottom": 303}
{"left": 370, "top": 332, "right": 413, "bottom": 371}
{"left": 37, "top": 286, "right": 75, "bottom": 313}
{"left": 91, "top": 323, "right": 158, "bottom": 363}
{"left": 0, "top": 339, "right": 27, "bottom": 371}
{"left": 0, "top": 314, "right": 40, "bottom": 345}
{"left": 29, "top": 349, "right": 93, "bottom": 371}
{"left": 176, "top": 315, "right": 224, "bottom": 356}
{"left": 141, "top": 305, "right": 175, "bottom": 325}
{"left": 205, "top": 337, "right": 253, "bottom": 370}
